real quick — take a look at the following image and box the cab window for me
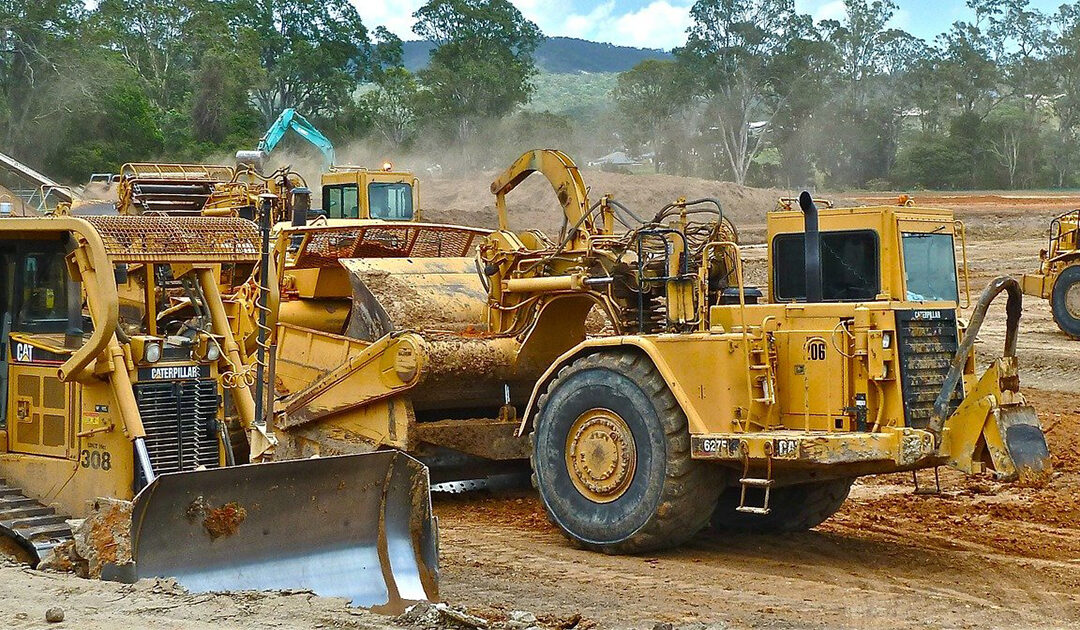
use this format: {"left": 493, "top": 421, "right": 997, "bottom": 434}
{"left": 11, "top": 247, "right": 73, "bottom": 334}
{"left": 323, "top": 184, "right": 359, "bottom": 219}
{"left": 368, "top": 182, "right": 413, "bottom": 220}
{"left": 773, "top": 230, "right": 880, "bottom": 301}
{"left": 902, "top": 232, "right": 958, "bottom": 302}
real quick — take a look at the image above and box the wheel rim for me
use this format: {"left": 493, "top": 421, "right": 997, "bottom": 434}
{"left": 1066, "top": 281, "right": 1080, "bottom": 320}
{"left": 565, "top": 408, "right": 637, "bottom": 503}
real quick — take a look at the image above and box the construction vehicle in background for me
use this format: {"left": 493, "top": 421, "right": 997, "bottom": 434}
{"left": 115, "top": 160, "right": 420, "bottom": 225}
{"left": 315, "top": 163, "right": 420, "bottom": 221}
{"left": 0, "top": 213, "right": 437, "bottom": 610}
{"left": 254, "top": 149, "right": 1049, "bottom": 553}
{"left": 1021, "top": 209, "right": 1080, "bottom": 337}
{"left": 234, "top": 108, "right": 419, "bottom": 222}
{"left": 237, "top": 108, "right": 336, "bottom": 171}
{"left": 115, "top": 163, "right": 236, "bottom": 216}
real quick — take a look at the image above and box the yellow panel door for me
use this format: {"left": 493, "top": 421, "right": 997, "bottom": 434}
{"left": 7, "top": 363, "right": 71, "bottom": 458}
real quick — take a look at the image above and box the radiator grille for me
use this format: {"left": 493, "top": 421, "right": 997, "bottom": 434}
{"left": 895, "top": 309, "right": 963, "bottom": 428}
{"left": 133, "top": 379, "right": 220, "bottom": 476}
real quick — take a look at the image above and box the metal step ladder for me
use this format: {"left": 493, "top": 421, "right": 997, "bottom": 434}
{"left": 0, "top": 479, "right": 74, "bottom": 563}
{"left": 736, "top": 442, "right": 774, "bottom": 515}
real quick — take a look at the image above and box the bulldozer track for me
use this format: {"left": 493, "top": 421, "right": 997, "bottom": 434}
{"left": 0, "top": 478, "right": 74, "bottom": 563}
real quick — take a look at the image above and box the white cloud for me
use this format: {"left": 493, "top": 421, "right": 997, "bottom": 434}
{"left": 812, "top": 0, "right": 846, "bottom": 22}
{"left": 562, "top": 2, "right": 617, "bottom": 40}
{"left": 355, "top": 0, "right": 426, "bottom": 39}
{"left": 609, "top": 1, "right": 693, "bottom": 49}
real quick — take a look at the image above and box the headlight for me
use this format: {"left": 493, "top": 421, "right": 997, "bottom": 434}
{"left": 144, "top": 341, "right": 162, "bottom": 363}
{"left": 882, "top": 331, "right": 892, "bottom": 349}
{"left": 206, "top": 343, "right": 221, "bottom": 362}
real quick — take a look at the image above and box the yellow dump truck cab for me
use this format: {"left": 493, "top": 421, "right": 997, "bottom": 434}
{"left": 1021, "top": 208, "right": 1080, "bottom": 337}
{"left": 319, "top": 165, "right": 420, "bottom": 221}
{"left": 765, "top": 204, "right": 962, "bottom": 303}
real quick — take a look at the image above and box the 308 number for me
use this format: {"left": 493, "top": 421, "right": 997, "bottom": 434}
{"left": 79, "top": 449, "right": 112, "bottom": 471}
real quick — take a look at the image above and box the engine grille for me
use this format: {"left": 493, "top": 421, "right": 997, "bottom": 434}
{"left": 895, "top": 309, "right": 964, "bottom": 428}
{"left": 133, "top": 379, "right": 220, "bottom": 477}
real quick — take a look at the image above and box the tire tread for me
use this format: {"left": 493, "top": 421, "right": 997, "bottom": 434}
{"left": 531, "top": 350, "right": 720, "bottom": 554}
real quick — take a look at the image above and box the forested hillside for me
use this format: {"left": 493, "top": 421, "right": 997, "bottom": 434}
{"left": 402, "top": 37, "right": 671, "bottom": 74}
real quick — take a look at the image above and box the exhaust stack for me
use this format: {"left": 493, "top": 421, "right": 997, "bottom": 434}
{"left": 798, "top": 191, "right": 823, "bottom": 303}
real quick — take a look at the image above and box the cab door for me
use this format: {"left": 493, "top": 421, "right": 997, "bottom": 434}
{"left": 3, "top": 242, "right": 78, "bottom": 458}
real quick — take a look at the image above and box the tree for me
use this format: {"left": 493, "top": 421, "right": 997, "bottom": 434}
{"left": 1049, "top": 4, "right": 1080, "bottom": 187}
{"left": 191, "top": 47, "right": 260, "bottom": 145}
{"left": 821, "top": 0, "right": 912, "bottom": 109}
{"left": 412, "top": 0, "right": 543, "bottom": 153}
{"left": 936, "top": 21, "right": 1001, "bottom": 116}
{"left": 93, "top": 0, "right": 201, "bottom": 112}
{"left": 239, "top": 0, "right": 401, "bottom": 124}
{"left": 612, "top": 60, "right": 685, "bottom": 173}
{"left": 0, "top": 0, "right": 90, "bottom": 164}
{"left": 362, "top": 67, "right": 420, "bottom": 149}
{"left": 677, "top": 0, "right": 812, "bottom": 186}
{"left": 816, "top": 0, "right": 921, "bottom": 186}
{"left": 977, "top": 0, "right": 1054, "bottom": 113}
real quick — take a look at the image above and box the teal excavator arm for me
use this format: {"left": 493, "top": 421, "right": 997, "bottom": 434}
{"left": 257, "top": 108, "right": 336, "bottom": 167}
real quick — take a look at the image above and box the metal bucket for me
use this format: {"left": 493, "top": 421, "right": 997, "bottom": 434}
{"left": 129, "top": 450, "right": 438, "bottom": 613}
{"left": 343, "top": 257, "right": 488, "bottom": 341}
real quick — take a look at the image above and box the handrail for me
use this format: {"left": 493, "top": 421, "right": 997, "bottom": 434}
{"left": 954, "top": 220, "right": 971, "bottom": 308}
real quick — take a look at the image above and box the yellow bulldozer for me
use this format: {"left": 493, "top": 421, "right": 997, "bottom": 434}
{"left": 246, "top": 149, "right": 1049, "bottom": 553}
{"left": 1021, "top": 208, "right": 1080, "bottom": 337}
{"left": 0, "top": 213, "right": 437, "bottom": 610}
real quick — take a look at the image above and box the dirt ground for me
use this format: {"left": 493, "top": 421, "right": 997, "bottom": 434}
{"left": 5, "top": 185, "right": 1080, "bottom": 629}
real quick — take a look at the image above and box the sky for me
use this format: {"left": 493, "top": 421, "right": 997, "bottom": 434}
{"left": 359, "top": 0, "right": 1069, "bottom": 50}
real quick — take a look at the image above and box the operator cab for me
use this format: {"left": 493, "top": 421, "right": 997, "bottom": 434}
{"left": 320, "top": 166, "right": 418, "bottom": 221}
{"left": 0, "top": 235, "right": 86, "bottom": 459}
{"left": 766, "top": 202, "right": 961, "bottom": 304}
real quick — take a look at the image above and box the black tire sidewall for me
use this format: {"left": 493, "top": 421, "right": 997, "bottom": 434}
{"left": 1051, "top": 264, "right": 1080, "bottom": 337}
{"left": 533, "top": 365, "right": 668, "bottom": 546}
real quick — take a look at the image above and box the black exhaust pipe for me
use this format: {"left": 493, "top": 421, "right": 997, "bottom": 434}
{"left": 798, "top": 191, "right": 823, "bottom": 303}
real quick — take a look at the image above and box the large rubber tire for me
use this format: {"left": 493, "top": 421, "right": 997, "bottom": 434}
{"left": 709, "top": 478, "right": 853, "bottom": 533}
{"left": 1051, "top": 264, "right": 1080, "bottom": 338}
{"left": 530, "top": 351, "right": 721, "bottom": 554}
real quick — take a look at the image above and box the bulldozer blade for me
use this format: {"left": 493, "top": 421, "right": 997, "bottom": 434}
{"left": 997, "top": 405, "right": 1051, "bottom": 478}
{"left": 128, "top": 450, "right": 438, "bottom": 613}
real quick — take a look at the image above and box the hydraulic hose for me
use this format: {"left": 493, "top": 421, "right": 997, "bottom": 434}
{"left": 929, "top": 275, "right": 1022, "bottom": 440}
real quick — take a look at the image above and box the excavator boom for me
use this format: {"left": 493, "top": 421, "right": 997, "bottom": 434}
{"left": 256, "top": 108, "right": 336, "bottom": 167}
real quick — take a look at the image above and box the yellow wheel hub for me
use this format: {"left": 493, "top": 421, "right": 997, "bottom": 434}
{"left": 565, "top": 408, "right": 637, "bottom": 503}
{"left": 1066, "top": 281, "right": 1080, "bottom": 319}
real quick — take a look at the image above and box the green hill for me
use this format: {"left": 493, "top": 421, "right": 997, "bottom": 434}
{"left": 402, "top": 37, "right": 671, "bottom": 74}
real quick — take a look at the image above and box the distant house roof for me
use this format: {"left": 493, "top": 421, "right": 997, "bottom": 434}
{"left": 589, "top": 151, "right": 639, "bottom": 166}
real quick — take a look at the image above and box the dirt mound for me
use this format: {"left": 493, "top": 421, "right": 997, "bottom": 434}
{"left": 421, "top": 170, "right": 787, "bottom": 243}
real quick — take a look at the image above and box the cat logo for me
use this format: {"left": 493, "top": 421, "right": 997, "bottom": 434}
{"left": 14, "top": 343, "right": 33, "bottom": 362}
